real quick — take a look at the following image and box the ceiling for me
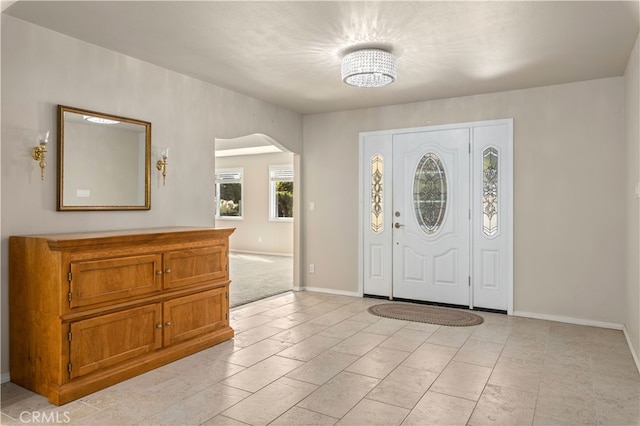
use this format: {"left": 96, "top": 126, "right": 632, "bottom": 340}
{"left": 4, "top": 1, "right": 639, "bottom": 115}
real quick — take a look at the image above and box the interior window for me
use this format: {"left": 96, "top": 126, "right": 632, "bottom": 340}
{"left": 215, "top": 168, "right": 243, "bottom": 219}
{"left": 269, "top": 165, "right": 293, "bottom": 221}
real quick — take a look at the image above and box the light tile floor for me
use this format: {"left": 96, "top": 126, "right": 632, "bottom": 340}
{"left": 2, "top": 291, "right": 639, "bottom": 425}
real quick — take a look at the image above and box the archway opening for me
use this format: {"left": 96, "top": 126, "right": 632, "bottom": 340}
{"left": 214, "top": 133, "right": 295, "bottom": 307}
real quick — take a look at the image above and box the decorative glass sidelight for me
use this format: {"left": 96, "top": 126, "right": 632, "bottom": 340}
{"left": 413, "top": 152, "right": 447, "bottom": 234}
{"left": 482, "top": 147, "right": 499, "bottom": 236}
{"left": 371, "top": 154, "right": 384, "bottom": 233}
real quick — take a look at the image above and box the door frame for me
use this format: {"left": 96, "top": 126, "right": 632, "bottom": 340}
{"left": 358, "top": 119, "right": 513, "bottom": 314}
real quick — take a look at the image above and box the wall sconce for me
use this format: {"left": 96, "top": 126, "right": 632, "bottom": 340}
{"left": 32, "top": 131, "right": 50, "bottom": 181}
{"left": 156, "top": 148, "right": 169, "bottom": 186}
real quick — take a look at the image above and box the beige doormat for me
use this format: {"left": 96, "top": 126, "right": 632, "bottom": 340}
{"left": 368, "top": 302, "right": 484, "bottom": 326}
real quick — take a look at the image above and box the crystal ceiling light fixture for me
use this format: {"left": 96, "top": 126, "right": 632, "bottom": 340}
{"left": 341, "top": 48, "right": 397, "bottom": 88}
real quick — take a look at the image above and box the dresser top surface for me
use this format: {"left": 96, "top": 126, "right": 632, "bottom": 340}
{"left": 11, "top": 227, "right": 235, "bottom": 250}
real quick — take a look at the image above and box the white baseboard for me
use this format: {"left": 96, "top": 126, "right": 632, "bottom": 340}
{"left": 1, "top": 372, "right": 10, "bottom": 383}
{"left": 295, "top": 286, "right": 360, "bottom": 298}
{"left": 229, "top": 250, "right": 292, "bottom": 257}
{"left": 512, "top": 310, "right": 624, "bottom": 330}
{"left": 623, "top": 325, "right": 640, "bottom": 374}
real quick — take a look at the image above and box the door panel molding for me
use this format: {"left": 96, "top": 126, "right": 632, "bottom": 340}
{"left": 434, "top": 249, "right": 458, "bottom": 286}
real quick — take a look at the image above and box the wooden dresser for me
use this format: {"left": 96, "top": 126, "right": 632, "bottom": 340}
{"left": 9, "top": 227, "right": 235, "bottom": 405}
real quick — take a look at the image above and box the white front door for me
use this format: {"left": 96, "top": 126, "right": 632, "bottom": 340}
{"left": 361, "top": 119, "right": 513, "bottom": 312}
{"left": 392, "top": 129, "right": 470, "bottom": 305}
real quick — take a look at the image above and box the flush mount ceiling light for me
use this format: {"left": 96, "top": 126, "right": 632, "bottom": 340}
{"left": 341, "top": 48, "right": 397, "bottom": 88}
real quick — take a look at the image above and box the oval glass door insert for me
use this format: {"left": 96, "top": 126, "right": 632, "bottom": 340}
{"left": 413, "top": 152, "right": 447, "bottom": 234}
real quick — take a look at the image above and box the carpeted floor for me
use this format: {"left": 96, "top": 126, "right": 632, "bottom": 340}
{"left": 228, "top": 252, "right": 293, "bottom": 307}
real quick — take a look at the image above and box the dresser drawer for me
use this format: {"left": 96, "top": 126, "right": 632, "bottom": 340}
{"left": 163, "top": 245, "right": 227, "bottom": 290}
{"left": 69, "top": 303, "right": 162, "bottom": 379}
{"left": 69, "top": 254, "right": 162, "bottom": 308}
{"left": 163, "top": 287, "right": 228, "bottom": 346}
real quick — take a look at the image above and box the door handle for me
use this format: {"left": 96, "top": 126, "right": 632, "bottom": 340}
{"left": 394, "top": 222, "right": 404, "bottom": 229}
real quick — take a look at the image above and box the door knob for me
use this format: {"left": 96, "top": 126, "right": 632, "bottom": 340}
{"left": 394, "top": 222, "right": 404, "bottom": 229}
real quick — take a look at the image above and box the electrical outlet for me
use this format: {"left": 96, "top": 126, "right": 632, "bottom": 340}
{"left": 309, "top": 264, "right": 315, "bottom": 274}
{"left": 258, "top": 237, "right": 262, "bottom": 243}
{"left": 309, "top": 201, "right": 315, "bottom": 211}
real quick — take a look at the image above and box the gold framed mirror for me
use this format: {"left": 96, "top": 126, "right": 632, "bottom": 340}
{"left": 57, "top": 105, "right": 151, "bottom": 211}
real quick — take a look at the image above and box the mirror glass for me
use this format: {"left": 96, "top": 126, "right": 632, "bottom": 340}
{"left": 57, "top": 105, "right": 151, "bottom": 211}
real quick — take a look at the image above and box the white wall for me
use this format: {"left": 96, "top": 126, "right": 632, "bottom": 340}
{"left": 303, "top": 77, "right": 627, "bottom": 325}
{"left": 215, "top": 152, "right": 294, "bottom": 255}
{"left": 0, "top": 16, "right": 302, "bottom": 377}
{"left": 625, "top": 33, "right": 640, "bottom": 360}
